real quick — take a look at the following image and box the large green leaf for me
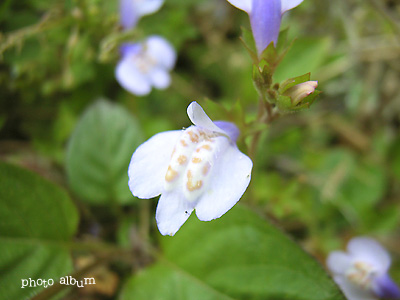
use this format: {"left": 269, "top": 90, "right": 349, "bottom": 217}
{"left": 66, "top": 100, "right": 143, "bottom": 204}
{"left": 273, "top": 37, "right": 331, "bottom": 83}
{"left": 0, "top": 162, "right": 79, "bottom": 300}
{"left": 120, "top": 206, "right": 345, "bottom": 300}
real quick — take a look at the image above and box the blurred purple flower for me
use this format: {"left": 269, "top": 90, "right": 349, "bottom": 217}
{"left": 128, "top": 102, "right": 253, "bottom": 236}
{"left": 120, "top": 0, "right": 164, "bottom": 30}
{"left": 327, "top": 237, "right": 400, "bottom": 300}
{"left": 226, "top": 0, "right": 304, "bottom": 55}
{"left": 115, "top": 35, "right": 176, "bottom": 96}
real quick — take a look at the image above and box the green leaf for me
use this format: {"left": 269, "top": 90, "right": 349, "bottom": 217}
{"left": 66, "top": 100, "right": 144, "bottom": 205}
{"left": 0, "top": 162, "right": 79, "bottom": 300}
{"left": 120, "top": 206, "right": 345, "bottom": 300}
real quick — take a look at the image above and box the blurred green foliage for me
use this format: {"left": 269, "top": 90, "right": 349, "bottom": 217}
{"left": 1, "top": 0, "right": 400, "bottom": 299}
{"left": 0, "top": 161, "right": 78, "bottom": 300}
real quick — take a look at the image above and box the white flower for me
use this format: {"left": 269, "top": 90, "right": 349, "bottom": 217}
{"left": 128, "top": 102, "right": 253, "bottom": 236}
{"left": 120, "top": 0, "right": 165, "bottom": 30}
{"left": 115, "top": 36, "right": 176, "bottom": 96}
{"left": 327, "top": 237, "right": 400, "bottom": 300}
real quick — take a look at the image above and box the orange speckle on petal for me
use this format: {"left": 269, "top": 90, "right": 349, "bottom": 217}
{"left": 196, "top": 144, "right": 212, "bottom": 152}
{"left": 192, "top": 157, "right": 202, "bottom": 164}
{"left": 186, "top": 170, "right": 202, "bottom": 191}
{"left": 177, "top": 155, "right": 187, "bottom": 165}
{"left": 202, "top": 163, "right": 210, "bottom": 175}
{"left": 165, "top": 166, "right": 178, "bottom": 182}
{"left": 188, "top": 131, "right": 199, "bottom": 143}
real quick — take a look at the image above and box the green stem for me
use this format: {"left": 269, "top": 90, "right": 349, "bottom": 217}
{"left": 139, "top": 200, "right": 151, "bottom": 242}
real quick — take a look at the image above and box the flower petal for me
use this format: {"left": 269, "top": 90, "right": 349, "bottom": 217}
{"left": 120, "top": 0, "right": 139, "bottom": 29}
{"left": 373, "top": 273, "right": 400, "bottom": 299}
{"left": 146, "top": 36, "right": 176, "bottom": 70}
{"left": 326, "top": 251, "right": 352, "bottom": 275}
{"left": 250, "top": 0, "right": 281, "bottom": 54}
{"left": 347, "top": 237, "right": 391, "bottom": 273}
{"left": 281, "top": 0, "right": 304, "bottom": 14}
{"left": 213, "top": 121, "right": 240, "bottom": 143}
{"left": 195, "top": 144, "right": 252, "bottom": 221}
{"left": 334, "top": 276, "right": 377, "bottom": 300}
{"left": 148, "top": 67, "right": 171, "bottom": 89}
{"left": 128, "top": 130, "right": 182, "bottom": 199}
{"left": 226, "top": 0, "right": 252, "bottom": 13}
{"left": 135, "top": 0, "right": 165, "bottom": 17}
{"left": 119, "top": 43, "right": 141, "bottom": 57}
{"left": 115, "top": 56, "right": 152, "bottom": 96}
{"left": 156, "top": 191, "right": 194, "bottom": 236}
{"left": 187, "top": 102, "right": 227, "bottom": 135}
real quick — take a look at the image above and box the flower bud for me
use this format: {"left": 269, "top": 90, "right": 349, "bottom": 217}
{"left": 283, "top": 81, "right": 318, "bottom": 106}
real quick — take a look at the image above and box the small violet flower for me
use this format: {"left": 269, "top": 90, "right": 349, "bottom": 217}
{"left": 120, "top": 0, "right": 164, "bottom": 30}
{"left": 128, "top": 102, "right": 253, "bottom": 236}
{"left": 115, "top": 35, "right": 176, "bottom": 96}
{"left": 327, "top": 237, "right": 400, "bottom": 300}
{"left": 226, "top": 0, "right": 304, "bottom": 55}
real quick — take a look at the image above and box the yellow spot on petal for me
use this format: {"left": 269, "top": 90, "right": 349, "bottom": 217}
{"left": 187, "top": 131, "right": 199, "bottom": 143}
{"left": 192, "top": 157, "right": 202, "bottom": 164}
{"left": 186, "top": 170, "right": 203, "bottom": 191}
{"left": 165, "top": 166, "right": 178, "bottom": 182}
{"left": 196, "top": 144, "right": 212, "bottom": 152}
{"left": 177, "top": 155, "right": 187, "bottom": 165}
{"left": 202, "top": 163, "right": 210, "bottom": 176}
{"left": 180, "top": 139, "right": 188, "bottom": 147}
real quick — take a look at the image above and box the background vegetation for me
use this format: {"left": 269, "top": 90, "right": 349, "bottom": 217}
{"left": 0, "top": 0, "right": 399, "bottom": 299}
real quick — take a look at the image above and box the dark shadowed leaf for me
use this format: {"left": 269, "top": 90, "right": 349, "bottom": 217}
{"left": 0, "top": 162, "right": 79, "bottom": 300}
{"left": 120, "top": 205, "right": 345, "bottom": 300}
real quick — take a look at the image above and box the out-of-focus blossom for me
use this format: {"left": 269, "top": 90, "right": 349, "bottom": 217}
{"left": 327, "top": 237, "right": 400, "bottom": 300}
{"left": 128, "top": 102, "right": 253, "bottom": 236}
{"left": 226, "top": 0, "right": 304, "bottom": 55}
{"left": 284, "top": 80, "right": 318, "bottom": 106}
{"left": 120, "top": 0, "right": 164, "bottom": 30}
{"left": 115, "top": 35, "right": 176, "bottom": 96}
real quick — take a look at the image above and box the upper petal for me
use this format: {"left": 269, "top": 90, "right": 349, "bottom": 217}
{"left": 115, "top": 56, "right": 152, "bottom": 96}
{"left": 250, "top": 0, "right": 281, "bottom": 54}
{"left": 146, "top": 36, "right": 176, "bottom": 70}
{"left": 347, "top": 237, "right": 391, "bottom": 273}
{"left": 213, "top": 121, "right": 240, "bottom": 143}
{"left": 135, "top": 0, "right": 165, "bottom": 17}
{"left": 281, "top": 0, "right": 304, "bottom": 14}
{"left": 128, "top": 130, "right": 182, "bottom": 199}
{"left": 187, "top": 102, "right": 227, "bottom": 136}
{"left": 156, "top": 190, "right": 194, "bottom": 236}
{"left": 326, "top": 251, "right": 352, "bottom": 275}
{"left": 226, "top": 0, "right": 252, "bottom": 13}
{"left": 120, "top": 0, "right": 139, "bottom": 30}
{"left": 194, "top": 143, "right": 252, "bottom": 221}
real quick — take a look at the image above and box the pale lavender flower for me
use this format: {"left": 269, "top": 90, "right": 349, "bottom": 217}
{"left": 120, "top": 0, "right": 164, "bottom": 30}
{"left": 115, "top": 36, "right": 176, "bottom": 96}
{"left": 226, "top": 0, "right": 304, "bottom": 55}
{"left": 128, "top": 102, "right": 253, "bottom": 236}
{"left": 327, "top": 237, "right": 400, "bottom": 300}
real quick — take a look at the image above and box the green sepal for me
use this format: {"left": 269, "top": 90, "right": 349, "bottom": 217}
{"left": 239, "top": 26, "right": 258, "bottom": 64}
{"left": 279, "top": 72, "right": 311, "bottom": 94}
{"left": 277, "top": 89, "right": 321, "bottom": 113}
